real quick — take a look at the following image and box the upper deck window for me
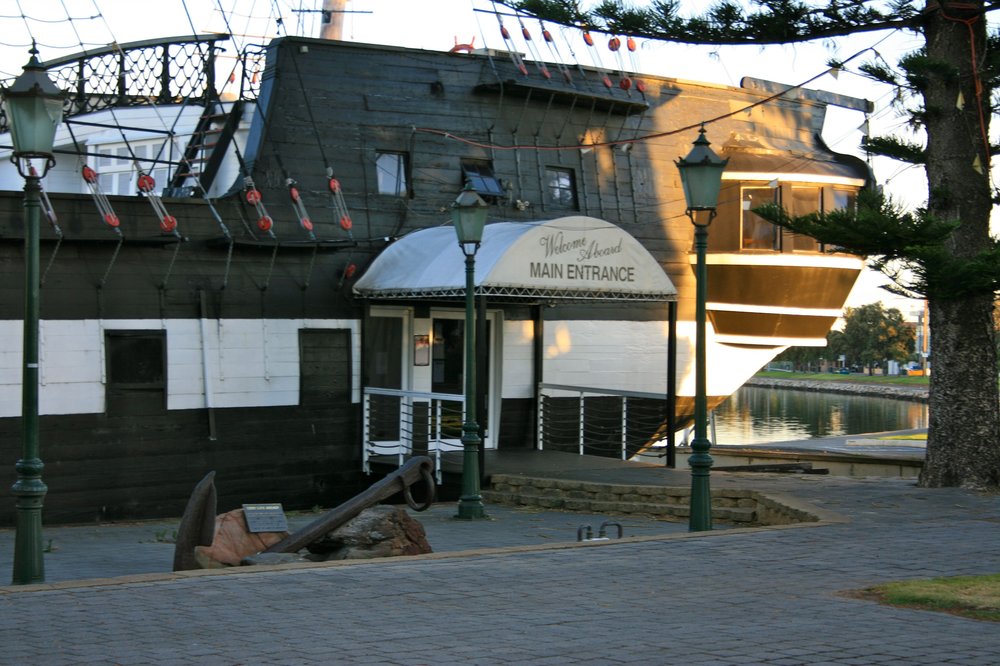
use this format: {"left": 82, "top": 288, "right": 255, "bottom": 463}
{"left": 545, "top": 166, "right": 578, "bottom": 210}
{"left": 742, "top": 187, "right": 778, "bottom": 250}
{"left": 832, "top": 188, "right": 856, "bottom": 212}
{"left": 376, "top": 151, "right": 409, "bottom": 197}
{"left": 461, "top": 160, "right": 505, "bottom": 199}
{"left": 93, "top": 141, "right": 170, "bottom": 196}
{"left": 786, "top": 186, "right": 822, "bottom": 251}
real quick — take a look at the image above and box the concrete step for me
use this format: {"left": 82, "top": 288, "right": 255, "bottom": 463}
{"left": 485, "top": 474, "right": 818, "bottom": 526}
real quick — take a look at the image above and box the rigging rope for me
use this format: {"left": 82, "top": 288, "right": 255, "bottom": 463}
{"left": 538, "top": 20, "right": 573, "bottom": 84}
{"left": 285, "top": 48, "right": 355, "bottom": 239}
{"left": 418, "top": 41, "right": 877, "bottom": 153}
{"left": 32, "top": 165, "right": 63, "bottom": 286}
{"left": 516, "top": 15, "right": 551, "bottom": 79}
{"left": 493, "top": 7, "right": 528, "bottom": 76}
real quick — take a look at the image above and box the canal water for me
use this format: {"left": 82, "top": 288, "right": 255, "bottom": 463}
{"left": 711, "top": 386, "right": 928, "bottom": 446}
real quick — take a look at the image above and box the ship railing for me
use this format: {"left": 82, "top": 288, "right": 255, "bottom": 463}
{"left": 0, "top": 34, "right": 266, "bottom": 132}
{"left": 537, "top": 383, "right": 670, "bottom": 462}
{"left": 362, "top": 387, "right": 466, "bottom": 484}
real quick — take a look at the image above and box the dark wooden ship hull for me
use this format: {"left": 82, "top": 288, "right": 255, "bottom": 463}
{"left": 0, "top": 34, "right": 868, "bottom": 524}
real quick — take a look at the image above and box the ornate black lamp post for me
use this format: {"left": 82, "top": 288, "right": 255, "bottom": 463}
{"left": 675, "top": 127, "right": 727, "bottom": 532}
{"left": 4, "top": 46, "right": 65, "bottom": 584}
{"left": 451, "top": 183, "right": 488, "bottom": 519}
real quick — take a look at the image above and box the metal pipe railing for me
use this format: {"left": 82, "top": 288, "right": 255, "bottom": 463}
{"left": 537, "top": 382, "right": 670, "bottom": 461}
{"left": 361, "top": 387, "right": 465, "bottom": 484}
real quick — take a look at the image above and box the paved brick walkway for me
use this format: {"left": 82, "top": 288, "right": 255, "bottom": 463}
{"left": 1, "top": 472, "right": 999, "bottom": 664}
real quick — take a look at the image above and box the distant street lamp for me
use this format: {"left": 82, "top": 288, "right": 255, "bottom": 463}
{"left": 676, "top": 126, "right": 727, "bottom": 532}
{"left": 451, "top": 183, "right": 488, "bottom": 520}
{"left": 4, "top": 45, "right": 65, "bottom": 584}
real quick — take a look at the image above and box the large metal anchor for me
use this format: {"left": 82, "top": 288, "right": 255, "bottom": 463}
{"left": 264, "top": 456, "right": 436, "bottom": 554}
{"left": 172, "top": 456, "right": 436, "bottom": 570}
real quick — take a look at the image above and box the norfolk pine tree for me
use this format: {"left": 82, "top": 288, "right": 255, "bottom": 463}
{"left": 507, "top": 0, "right": 1000, "bottom": 489}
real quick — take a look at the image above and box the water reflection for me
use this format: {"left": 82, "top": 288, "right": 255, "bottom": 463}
{"left": 713, "top": 386, "right": 928, "bottom": 445}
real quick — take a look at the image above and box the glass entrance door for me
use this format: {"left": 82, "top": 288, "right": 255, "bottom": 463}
{"left": 361, "top": 306, "right": 499, "bottom": 457}
{"left": 429, "top": 312, "right": 494, "bottom": 448}
{"left": 431, "top": 319, "right": 465, "bottom": 395}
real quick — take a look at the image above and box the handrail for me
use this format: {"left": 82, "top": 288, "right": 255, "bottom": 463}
{"left": 39, "top": 34, "right": 229, "bottom": 69}
{"left": 364, "top": 386, "right": 464, "bottom": 402}
{"left": 362, "top": 387, "right": 466, "bottom": 483}
{"left": 538, "top": 382, "right": 667, "bottom": 401}
{"left": 0, "top": 34, "right": 261, "bottom": 132}
{"left": 537, "top": 382, "right": 670, "bottom": 461}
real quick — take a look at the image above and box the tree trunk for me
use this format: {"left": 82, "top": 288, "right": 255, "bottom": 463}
{"left": 924, "top": 296, "right": 1000, "bottom": 488}
{"left": 919, "top": 1, "right": 1000, "bottom": 489}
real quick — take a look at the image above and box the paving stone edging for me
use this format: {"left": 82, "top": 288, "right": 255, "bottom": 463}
{"left": 484, "top": 474, "right": 822, "bottom": 526}
{"left": 745, "top": 376, "right": 928, "bottom": 403}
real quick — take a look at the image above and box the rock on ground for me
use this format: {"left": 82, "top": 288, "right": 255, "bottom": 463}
{"left": 305, "top": 505, "right": 432, "bottom": 561}
{"left": 194, "top": 508, "right": 289, "bottom": 568}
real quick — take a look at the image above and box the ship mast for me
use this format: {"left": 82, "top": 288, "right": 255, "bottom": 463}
{"left": 320, "top": 0, "right": 348, "bottom": 40}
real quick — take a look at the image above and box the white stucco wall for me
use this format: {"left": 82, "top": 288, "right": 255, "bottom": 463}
{"left": 0, "top": 317, "right": 360, "bottom": 417}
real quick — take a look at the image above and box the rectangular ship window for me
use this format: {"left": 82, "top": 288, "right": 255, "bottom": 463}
{"left": 787, "top": 186, "right": 821, "bottom": 251}
{"left": 105, "top": 330, "right": 166, "bottom": 416}
{"left": 741, "top": 187, "right": 778, "bottom": 249}
{"left": 545, "top": 167, "right": 578, "bottom": 209}
{"left": 106, "top": 330, "right": 165, "bottom": 388}
{"left": 376, "top": 151, "right": 408, "bottom": 197}
{"left": 461, "top": 160, "right": 505, "bottom": 198}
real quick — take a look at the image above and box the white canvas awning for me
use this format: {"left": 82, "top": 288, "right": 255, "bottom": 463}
{"left": 353, "top": 216, "right": 677, "bottom": 302}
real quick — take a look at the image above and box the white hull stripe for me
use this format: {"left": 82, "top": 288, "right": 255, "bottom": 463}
{"left": 707, "top": 302, "right": 841, "bottom": 317}
{"left": 722, "top": 171, "right": 866, "bottom": 187}
{"left": 692, "top": 253, "right": 864, "bottom": 269}
{"left": 716, "top": 334, "right": 828, "bottom": 347}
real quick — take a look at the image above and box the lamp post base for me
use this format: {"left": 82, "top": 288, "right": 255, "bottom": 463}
{"left": 688, "top": 438, "right": 713, "bottom": 532}
{"left": 11, "top": 469, "right": 46, "bottom": 585}
{"left": 455, "top": 426, "right": 488, "bottom": 520}
{"left": 455, "top": 496, "right": 487, "bottom": 520}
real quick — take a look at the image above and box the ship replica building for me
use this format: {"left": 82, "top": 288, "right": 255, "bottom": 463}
{"left": 0, "top": 32, "right": 869, "bottom": 523}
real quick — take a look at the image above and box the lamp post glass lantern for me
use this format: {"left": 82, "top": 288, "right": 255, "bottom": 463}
{"left": 675, "top": 127, "right": 727, "bottom": 532}
{"left": 451, "top": 183, "right": 488, "bottom": 519}
{"left": 4, "top": 45, "right": 65, "bottom": 584}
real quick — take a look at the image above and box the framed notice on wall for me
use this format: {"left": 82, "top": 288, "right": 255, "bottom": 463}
{"left": 413, "top": 335, "right": 430, "bottom": 366}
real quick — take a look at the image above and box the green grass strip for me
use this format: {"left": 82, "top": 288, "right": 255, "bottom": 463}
{"left": 871, "top": 574, "right": 1000, "bottom": 622}
{"left": 756, "top": 371, "right": 929, "bottom": 386}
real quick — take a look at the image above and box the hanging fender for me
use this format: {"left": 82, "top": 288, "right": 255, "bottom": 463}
{"left": 243, "top": 177, "right": 276, "bottom": 237}
{"left": 137, "top": 173, "right": 156, "bottom": 193}
{"left": 326, "top": 169, "right": 354, "bottom": 239}
{"left": 80, "top": 164, "right": 122, "bottom": 229}
{"left": 286, "top": 178, "right": 316, "bottom": 237}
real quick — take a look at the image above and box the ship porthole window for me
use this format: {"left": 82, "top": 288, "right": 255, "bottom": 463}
{"left": 375, "top": 151, "right": 409, "bottom": 197}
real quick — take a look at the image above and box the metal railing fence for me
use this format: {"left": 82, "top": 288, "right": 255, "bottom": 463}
{"left": 537, "top": 383, "right": 669, "bottom": 461}
{"left": 361, "top": 387, "right": 466, "bottom": 484}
